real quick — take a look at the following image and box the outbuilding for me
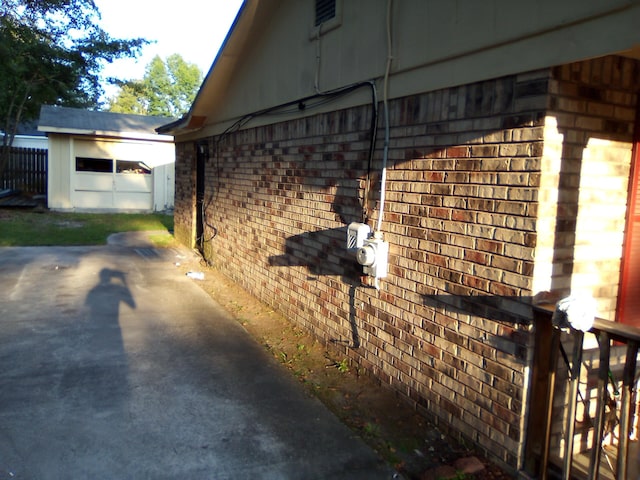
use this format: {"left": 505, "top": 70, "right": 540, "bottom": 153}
{"left": 39, "top": 105, "right": 175, "bottom": 212}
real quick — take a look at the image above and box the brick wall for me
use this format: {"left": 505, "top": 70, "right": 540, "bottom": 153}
{"left": 173, "top": 69, "right": 555, "bottom": 469}
{"left": 174, "top": 142, "right": 196, "bottom": 248}
{"left": 172, "top": 56, "right": 640, "bottom": 469}
{"left": 538, "top": 56, "right": 640, "bottom": 460}
{"left": 372, "top": 73, "right": 546, "bottom": 467}
{"left": 535, "top": 56, "right": 638, "bottom": 320}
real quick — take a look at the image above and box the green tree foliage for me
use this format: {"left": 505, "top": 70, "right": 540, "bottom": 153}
{"left": 0, "top": 0, "right": 147, "bottom": 176}
{"left": 108, "top": 54, "right": 202, "bottom": 118}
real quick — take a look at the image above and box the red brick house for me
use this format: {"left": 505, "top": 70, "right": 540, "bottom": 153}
{"left": 160, "top": 0, "right": 640, "bottom": 475}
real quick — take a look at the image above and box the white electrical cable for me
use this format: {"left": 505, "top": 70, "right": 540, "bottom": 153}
{"left": 376, "top": 0, "right": 393, "bottom": 234}
{"left": 314, "top": 24, "right": 323, "bottom": 94}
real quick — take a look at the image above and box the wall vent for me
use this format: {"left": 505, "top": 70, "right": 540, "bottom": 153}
{"left": 315, "top": 0, "right": 336, "bottom": 26}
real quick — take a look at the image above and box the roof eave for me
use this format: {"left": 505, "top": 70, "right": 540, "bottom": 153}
{"left": 39, "top": 125, "right": 174, "bottom": 142}
{"left": 155, "top": 115, "right": 206, "bottom": 136}
{"left": 156, "top": 0, "right": 256, "bottom": 137}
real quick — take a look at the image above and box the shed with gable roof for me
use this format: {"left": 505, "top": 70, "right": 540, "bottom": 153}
{"left": 39, "top": 105, "right": 175, "bottom": 212}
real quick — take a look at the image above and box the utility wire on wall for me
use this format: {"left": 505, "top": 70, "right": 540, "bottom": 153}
{"left": 199, "top": 80, "right": 380, "bottom": 251}
{"left": 314, "top": 23, "right": 324, "bottom": 94}
{"left": 200, "top": 1, "right": 395, "bottom": 249}
{"left": 376, "top": 0, "right": 393, "bottom": 234}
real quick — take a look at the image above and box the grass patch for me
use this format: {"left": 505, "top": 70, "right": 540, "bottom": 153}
{"left": 147, "top": 231, "right": 178, "bottom": 248}
{"left": 0, "top": 210, "right": 174, "bottom": 246}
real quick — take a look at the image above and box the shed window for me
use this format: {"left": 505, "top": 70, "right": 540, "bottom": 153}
{"left": 76, "top": 157, "right": 113, "bottom": 173}
{"left": 315, "top": 0, "right": 335, "bottom": 26}
{"left": 116, "top": 160, "right": 151, "bottom": 175}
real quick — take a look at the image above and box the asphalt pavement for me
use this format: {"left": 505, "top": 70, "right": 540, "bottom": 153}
{"left": 0, "top": 233, "right": 397, "bottom": 480}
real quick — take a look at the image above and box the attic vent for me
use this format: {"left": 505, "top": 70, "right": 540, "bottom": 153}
{"left": 315, "top": 0, "right": 336, "bottom": 26}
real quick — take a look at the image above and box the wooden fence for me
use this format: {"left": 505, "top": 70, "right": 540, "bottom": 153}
{"left": 1, "top": 147, "right": 47, "bottom": 195}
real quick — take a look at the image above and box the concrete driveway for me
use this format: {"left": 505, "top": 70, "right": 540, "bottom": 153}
{"left": 0, "top": 235, "right": 396, "bottom": 479}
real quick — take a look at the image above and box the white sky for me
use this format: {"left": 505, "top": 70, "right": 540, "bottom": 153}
{"left": 93, "top": 0, "right": 244, "bottom": 99}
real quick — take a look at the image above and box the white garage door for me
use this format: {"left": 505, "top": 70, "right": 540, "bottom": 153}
{"left": 74, "top": 157, "right": 153, "bottom": 211}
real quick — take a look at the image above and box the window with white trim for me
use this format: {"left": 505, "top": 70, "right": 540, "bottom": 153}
{"left": 76, "top": 157, "right": 113, "bottom": 173}
{"left": 116, "top": 160, "right": 151, "bottom": 175}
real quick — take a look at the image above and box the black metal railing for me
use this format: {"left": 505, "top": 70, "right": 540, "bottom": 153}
{"left": 527, "top": 305, "right": 640, "bottom": 480}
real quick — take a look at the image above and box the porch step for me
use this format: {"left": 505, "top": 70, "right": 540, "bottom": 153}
{"left": 569, "top": 438, "right": 639, "bottom": 480}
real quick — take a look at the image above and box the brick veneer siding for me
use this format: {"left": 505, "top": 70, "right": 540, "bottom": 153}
{"left": 538, "top": 56, "right": 640, "bottom": 460}
{"left": 174, "top": 142, "right": 196, "bottom": 248}
{"left": 534, "top": 56, "right": 639, "bottom": 320}
{"left": 173, "top": 69, "right": 555, "bottom": 470}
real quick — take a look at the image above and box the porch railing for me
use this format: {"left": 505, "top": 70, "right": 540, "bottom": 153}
{"left": 525, "top": 305, "right": 640, "bottom": 479}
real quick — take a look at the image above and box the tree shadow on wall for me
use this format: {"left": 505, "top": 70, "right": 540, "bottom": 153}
{"left": 267, "top": 183, "right": 370, "bottom": 348}
{"left": 268, "top": 225, "right": 368, "bottom": 348}
{"left": 268, "top": 226, "right": 357, "bottom": 277}
{"left": 421, "top": 292, "right": 541, "bottom": 364}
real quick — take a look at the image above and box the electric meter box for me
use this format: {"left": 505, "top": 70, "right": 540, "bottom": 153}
{"left": 357, "top": 237, "right": 389, "bottom": 279}
{"left": 347, "top": 222, "right": 370, "bottom": 252}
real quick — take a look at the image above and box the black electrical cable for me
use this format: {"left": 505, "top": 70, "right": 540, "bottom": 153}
{"left": 363, "top": 81, "right": 379, "bottom": 224}
{"left": 199, "top": 79, "right": 380, "bottom": 247}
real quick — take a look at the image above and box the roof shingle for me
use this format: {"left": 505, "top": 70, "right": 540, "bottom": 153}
{"left": 38, "top": 105, "right": 175, "bottom": 137}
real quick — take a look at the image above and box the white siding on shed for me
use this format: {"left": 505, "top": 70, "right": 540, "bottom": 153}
{"left": 47, "top": 135, "right": 175, "bottom": 212}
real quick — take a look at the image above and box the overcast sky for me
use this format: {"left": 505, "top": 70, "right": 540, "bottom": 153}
{"left": 93, "top": 0, "right": 244, "bottom": 98}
